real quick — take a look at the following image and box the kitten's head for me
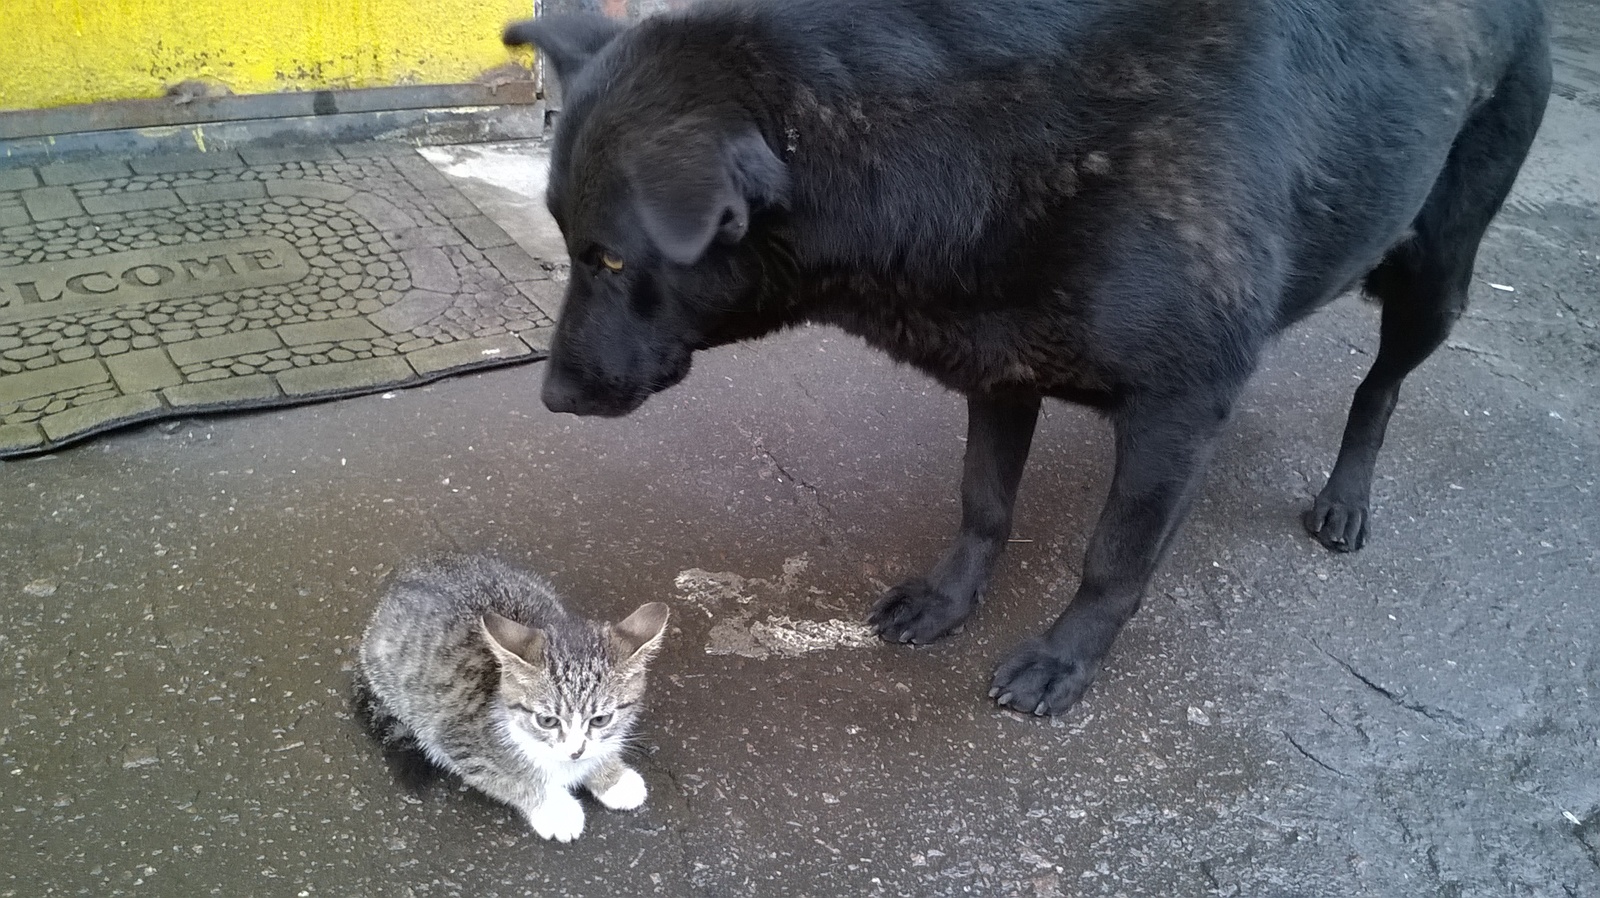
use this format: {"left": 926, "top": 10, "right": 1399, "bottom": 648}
{"left": 480, "top": 602, "right": 669, "bottom": 764}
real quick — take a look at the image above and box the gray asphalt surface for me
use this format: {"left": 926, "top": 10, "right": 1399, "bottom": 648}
{"left": 3, "top": 3, "right": 1598, "bottom": 895}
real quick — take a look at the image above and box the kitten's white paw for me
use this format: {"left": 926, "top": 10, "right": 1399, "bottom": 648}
{"left": 595, "top": 768, "right": 648, "bottom": 811}
{"left": 524, "top": 792, "right": 585, "bottom": 842}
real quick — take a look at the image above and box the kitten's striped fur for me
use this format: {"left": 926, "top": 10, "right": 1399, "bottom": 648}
{"left": 355, "top": 555, "right": 668, "bottom": 841}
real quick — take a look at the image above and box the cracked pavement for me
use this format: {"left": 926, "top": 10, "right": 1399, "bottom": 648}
{"left": 2, "top": 2, "right": 1598, "bottom": 894}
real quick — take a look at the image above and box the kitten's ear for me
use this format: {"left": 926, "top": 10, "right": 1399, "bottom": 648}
{"left": 481, "top": 611, "right": 548, "bottom": 666}
{"left": 609, "top": 602, "right": 669, "bottom": 665}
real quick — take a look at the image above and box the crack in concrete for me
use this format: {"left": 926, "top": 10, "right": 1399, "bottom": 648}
{"left": 1573, "top": 807, "right": 1600, "bottom": 873}
{"left": 737, "top": 424, "right": 836, "bottom": 533}
{"left": 417, "top": 508, "right": 462, "bottom": 552}
{"left": 641, "top": 759, "right": 708, "bottom": 897}
{"left": 1310, "top": 638, "right": 1474, "bottom": 731}
{"left": 1445, "top": 340, "right": 1509, "bottom": 360}
{"left": 1282, "top": 730, "right": 1349, "bottom": 778}
{"left": 1446, "top": 341, "right": 1539, "bottom": 388}
{"left": 1320, "top": 707, "right": 1372, "bottom": 746}
{"left": 653, "top": 761, "right": 696, "bottom": 813}
{"left": 759, "top": 445, "right": 826, "bottom": 505}
{"left": 1552, "top": 290, "right": 1596, "bottom": 327}
{"left": 1578, "top": 840, "right": 1600, "bottom": 875}
{"left": 1200, "top": 581, "right": 1230, "bottom": 628}
{"left": 789, "top": 373, "right": 824, "bottom": 408}
{"left": 1200, "top": 559, "right": 1266, "bottom": 629}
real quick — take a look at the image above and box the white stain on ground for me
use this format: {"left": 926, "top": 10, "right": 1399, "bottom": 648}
{"left": 417, "top": 143, "right": 549, "bottom": 200}
{"left": 673, "top": 556, "right": 875, "bottom": 659}
{"left": 416, "top": 142, "right": 568, "bottom": 262}
{"left": 746, "top": 616, "right": 878, "bottom": 657}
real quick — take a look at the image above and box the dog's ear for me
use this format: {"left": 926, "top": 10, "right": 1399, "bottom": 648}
{"left": 624, "top": 123, "right": 788, "bottom": 265}
{"left": 503, "top": 14, "right": 626, "bottom": 89}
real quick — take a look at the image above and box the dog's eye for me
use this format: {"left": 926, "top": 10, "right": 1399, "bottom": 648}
{"left": 600, "top": 252, "right": 625, "bottom": 272}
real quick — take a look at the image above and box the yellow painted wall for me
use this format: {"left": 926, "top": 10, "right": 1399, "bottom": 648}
{"left": 0, "top": 0, "right": 533, "bottom": 111}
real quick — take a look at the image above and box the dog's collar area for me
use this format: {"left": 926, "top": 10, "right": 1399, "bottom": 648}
{"left": 782, "top": 126, "right": 800, "bottom": 162}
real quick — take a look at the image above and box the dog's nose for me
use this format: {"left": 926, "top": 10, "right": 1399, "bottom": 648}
{"left": 541, "top": 371, "right": 581, "bottom": 414}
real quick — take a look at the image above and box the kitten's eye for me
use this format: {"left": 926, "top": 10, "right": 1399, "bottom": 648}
{"left": 589, "top": 713, "right": 613, "bottom": 729}
{"left": 534, "top": 714, "right": 560, "bottom": 730}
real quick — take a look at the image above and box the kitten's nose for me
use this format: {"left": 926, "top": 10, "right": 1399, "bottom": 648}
{"left": 569, "top": 744, "right": 585, "bottom": 760}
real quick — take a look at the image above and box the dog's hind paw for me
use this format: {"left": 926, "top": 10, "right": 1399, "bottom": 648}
{"left": 1303, "top": 493, "right": 1369, "bottom": 552}
{"left": 868, "top": 577, "right": 978, "bottom": 645}
{"left": 990, "top": 637, "right": 1100, "bottom": 716}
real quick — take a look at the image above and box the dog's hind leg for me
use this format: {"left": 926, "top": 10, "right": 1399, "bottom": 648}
{"left": 869, "top": 394, "right": 1041, "bottom": 644}
{"left": 1305, "top": 45, "right": 1551, "bottom": 552}
{"left": 992, "top": 388, "right": 1235, "bottom": 715}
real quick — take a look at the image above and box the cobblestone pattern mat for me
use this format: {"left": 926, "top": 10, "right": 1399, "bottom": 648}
{"left": 0, "top": 145, "right": 560, "bottom": 457}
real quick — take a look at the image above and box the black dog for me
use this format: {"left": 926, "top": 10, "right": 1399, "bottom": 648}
{"left": 505, "top": 0, "right": 1550, "bottom": 716}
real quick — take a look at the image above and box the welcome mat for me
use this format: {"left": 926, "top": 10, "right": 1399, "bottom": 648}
{"left": 0, "top": 143, "right": 561, "bottom": 458}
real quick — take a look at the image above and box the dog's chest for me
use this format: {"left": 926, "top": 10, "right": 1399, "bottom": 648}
{"left": 816, "top": 292, "right": 1112, "bottom": 401}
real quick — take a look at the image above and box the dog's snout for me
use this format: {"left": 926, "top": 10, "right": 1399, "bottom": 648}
{"left": 541, "top": 364, "right": 644, "bottom": 417}
{"left": 541, "top": 370, "right": 582, "bottom": 414}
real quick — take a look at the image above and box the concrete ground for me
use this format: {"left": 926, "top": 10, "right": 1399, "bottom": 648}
{"left": 4, "top": 4, "right": 1598, "bottom": 896}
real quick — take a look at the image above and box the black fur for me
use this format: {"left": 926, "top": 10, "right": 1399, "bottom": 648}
{"left": 506, "top": 0, "right": 1552, "bottom": 715}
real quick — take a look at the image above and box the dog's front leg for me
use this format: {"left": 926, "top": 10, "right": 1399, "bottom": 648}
{"left": 991, "top": 391, "right": 1232, "bottom": 716}
{"left": 869, "top": 393, "right": 1041, "bottom": 644}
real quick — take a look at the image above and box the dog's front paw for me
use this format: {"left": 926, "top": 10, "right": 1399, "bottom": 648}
{"left": 523, "top": 791, "right": 585, "bottom": 842}
{"left": 990, "top": 636, "right": 1101, "bottom": 716}
{"left": 1303, "top": 491, "right": 1369, "bottom": 552}
{"left": 868, "top": 576, "right": 978, "bottom": 645}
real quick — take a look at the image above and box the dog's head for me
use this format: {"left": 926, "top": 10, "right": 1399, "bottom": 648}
{"left": 505, "top": 15, "right": 790, "bottom": 417}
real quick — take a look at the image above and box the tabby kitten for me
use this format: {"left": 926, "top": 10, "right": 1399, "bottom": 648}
{"left": 355, "top": 554, "right": 669, "bottom": 841}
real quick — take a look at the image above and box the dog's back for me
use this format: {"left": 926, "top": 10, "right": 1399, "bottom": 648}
{"left": 547, "top": 0, "right": 1545, "bottom": 393}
